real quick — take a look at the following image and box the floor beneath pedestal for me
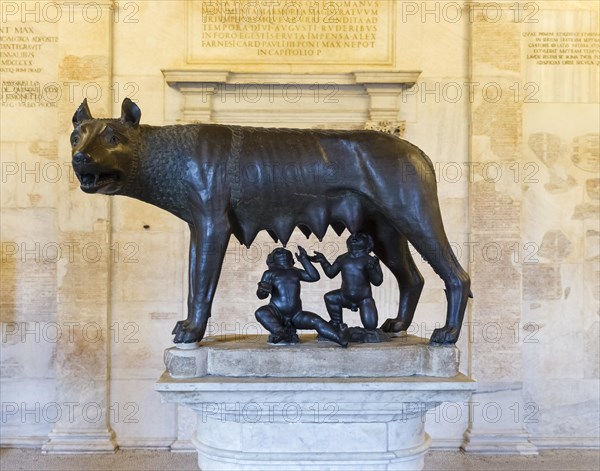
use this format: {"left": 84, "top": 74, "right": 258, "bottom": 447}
{"left": 0, "top": 449, "right": 598, "bottom": 471}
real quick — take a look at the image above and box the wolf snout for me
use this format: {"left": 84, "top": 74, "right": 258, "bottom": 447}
{"left": 72, "top": 151, "right": 91, "bottom": 166}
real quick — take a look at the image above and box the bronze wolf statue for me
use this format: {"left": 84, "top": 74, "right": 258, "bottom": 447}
{"left": 71, "top": 98, "right": 471, "bottom": 345}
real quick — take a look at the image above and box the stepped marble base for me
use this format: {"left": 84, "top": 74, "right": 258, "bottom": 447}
{"left": 41, "top": 429, "right": 117, "bottom": 454}
{"left": 157, "top": 335, "right": 475, "bottom": 471}
{"left": 461, "top": 430, "right": 539, "bottom": 455}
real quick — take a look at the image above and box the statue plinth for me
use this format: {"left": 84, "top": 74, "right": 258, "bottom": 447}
{"left": 164, "top": 334, "right": 459, "bottom": 379}
{"left": 156, "top": 335, "right": 475, "bottom": 471}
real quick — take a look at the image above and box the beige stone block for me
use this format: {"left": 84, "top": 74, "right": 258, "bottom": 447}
{"left": 523, "top": 264, "right": 562, "bottom": 301}
{"left": 1, "top": 208, "right": 57, "bottom": 323}
{"left": 110, "top": 301, "right": 182, "bottom": 380}
{"left": 391, "top": 11, "right": 424, "bottom": 73}
{"left": 164, "top": 346, "right": 208, "bottom": 379}
{"left": 471, "top": 237, "right": 521, "bottom": 301}
{"left": 537, "top": 230, "right": 574, "bottom": 262}
{"left": 523, "top": 379, "right": 599, "bottom": 440}
{"left": 1, "top": 143, "right": 18, "bottom": 208}
{"left": 0, "top": 325, "right": 56, "bottom": 378}
{"left": 585, "top": 179, "right": 600, "bottom": 200}
{"left": 112, "top": 197, "right": 186, "bottom": 233}
{"left": 472, "top": 16, "right": 521, "bottom": 76}
{"left": 113, "top": 1, "right": 187, "bottom": 75}
{"left": 582, "top": 320, "right": 599, "bottom": 379}
{"left": 57, "top": 187, "right": 111, "bottom": 233}
{"left": 524, "top": 104, "right": 599, "bottom": 151}
{"left": 53, "top": 303, "right": 109, "bottom": 381}
{"left": 0, "top": 378, "right": 56, "bottom": 439}
{"left": 522, "top": 264, "right": 586, "bottom": 381}
{"left": 210, "top": 84, "right": 369, "bottom": 128}
{"left": 521, "top": 192, "right": 585, "bottom": 264}
{"left": 420, "top": 14, "right": 468, "bottom": 78}
{"left": 469, "top": 309, "right": 523, "bottom": 383}
{"left": 584, "top": 228, "right": 600, "bottom": 261}
{"left": 110, "top": 378, "right": 177, "bottom": 446}
{"left": 209, "top": 302, "right": 259, "bottom": 334}
{"left": 584, "top": 257, "right": 600, "bottom": 303}
{"left": 1, "top": 142, "right": 59, "bottom": 209}
{"left": 110, "top": 232, "right": 185, "bottom": 302}
{"left": 58, "top": 3, "right": 114, "bottom": 57}
{"left": 0, "top": 18, "right": 59, "bottom": 140}
{"left": 472, "top": 83, "right": 523, "bottom": 162}
{"left": 0, "top": 105, "right": 60, "bottom": 144}
{"left": 523, "top": 7, "right": 599, "bottom": 103}
{"left": 51, "top": 375, "right": 111, "bottom": 427}
{"left": 405, "top": 87, "right": 469, "bottom": 190}
{"left": 108, "top": 75, "right": 167, "bottom": 123}
{"left": 173, "top": 404, "right": 196, "bottom": 450}
{"left": 56, "top": 231, "right": 109, "bottom": 306}
{"left": 439, "top": 198, "right": 468, "bottom": 235}
{"left": 424, "top": 399, "right": 470, "bottom": 444}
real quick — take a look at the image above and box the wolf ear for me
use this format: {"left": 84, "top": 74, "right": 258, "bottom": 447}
{"left": 120, "top": 98, "right": 141, "bottom": 127}
{"left": 72, "top": 99, "right": 92, "bottom": 128}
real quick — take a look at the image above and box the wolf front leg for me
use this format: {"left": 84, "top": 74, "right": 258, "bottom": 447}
{"left": 172, "top": 220, "right": 230, "bottom": 344}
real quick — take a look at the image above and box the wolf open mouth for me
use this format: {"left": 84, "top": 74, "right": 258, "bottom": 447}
{"left": 76, "top": 172, "right": 120, "bottom": 192}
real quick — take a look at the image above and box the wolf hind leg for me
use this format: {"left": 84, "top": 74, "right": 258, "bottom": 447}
{"left": 367, "top": 217, "right": 424, "bottom": 334}
{"left": 398, "top": 209, "right": 470, "bottom": 345}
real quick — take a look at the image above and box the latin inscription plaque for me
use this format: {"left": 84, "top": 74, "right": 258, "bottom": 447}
{"left": 0, "top": 23, "right": 59, "bottom": 108}
{"left": 523, "top": 9, "right": 599, "bottom": 102}
{"left": 187, "top": 0, "right": 396, "bottom": 67}
{"left": 525, "top": 31, "right": 600, "bottom": 66}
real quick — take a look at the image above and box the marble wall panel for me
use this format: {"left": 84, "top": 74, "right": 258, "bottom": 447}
{"left": 0, "top": 379, "right": 57, "bottom": 444}
{"left": 110, "top": 232, "right": 185, "bottom": 303}
{"left": 1, "top": 208, "right": 57, "bottom": 323}
{"left": 110, "top": 301, "right": 182, "bottom": 380}
{"left": 110, "top": 378, "right": 176, "bottom": 447}
{"left": 0, "top": 142, "right": 59, "bottom": 209}
{"left": 523, "top": 5, "right": 599, "bottom": 103}
{"left": 1, "top": 325, "right": 56, "bottom": 379}
{"left": 112, "top": 197, "right": 187, "bottom": 234}
{"left": 112, "top": 1, "right": 188, "bottom": 76}
{"left": 171, "top": 405, "right": 196, "bottom": 451}
{"left": 518, "top": 1, "right": 599, "bottom": 445}
{"left": 426, "top": 401, "right": 470, "bottom": 449}
{"left": 524, "top": 379, "right": 600, "bottom": 441}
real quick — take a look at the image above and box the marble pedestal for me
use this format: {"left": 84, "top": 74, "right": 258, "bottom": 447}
{"left": 156, "top": 335, "right": 475, "bottom": 471}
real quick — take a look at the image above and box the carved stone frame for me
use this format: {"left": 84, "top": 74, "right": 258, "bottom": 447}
{"left": 162, "top": 70, "right": 420, "bottom": 136}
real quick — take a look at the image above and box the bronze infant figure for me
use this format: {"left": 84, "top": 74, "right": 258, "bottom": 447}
{"left": 311, "top": 232, "right": 383, "bottom": 332}
{"left": 71, "top": 98, "right": 471, "bottom": 345}
{"left": 255, "top": 246, "right": 348, "bottom": 347}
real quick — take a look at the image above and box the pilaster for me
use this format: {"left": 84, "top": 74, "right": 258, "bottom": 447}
{"left": 462, "top": 3, "right": 537, "bottom": 455}
{"left": 42, "top": 0, "right": 116, "bottom": 453}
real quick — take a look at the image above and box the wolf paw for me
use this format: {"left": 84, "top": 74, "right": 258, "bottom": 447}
{"left": 172, "top": 320, "right": 206, "bottom": 344}
{"left": 430, "top": 326, "right": 460, "bottom": 345}
{"left": 381, "top": 318, "right": 411, "bottom": 333}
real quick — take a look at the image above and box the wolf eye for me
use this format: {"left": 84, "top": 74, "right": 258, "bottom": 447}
{"left": 105, "top": 130, "right": 120, "bottom": 146}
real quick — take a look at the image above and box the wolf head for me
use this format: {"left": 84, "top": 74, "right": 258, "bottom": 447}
{"left": 71, "top": 98, "right": 141, "bottom": 194}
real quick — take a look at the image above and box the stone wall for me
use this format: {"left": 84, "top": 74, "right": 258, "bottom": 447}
{"left": 1, "top": 0, "right": 598, "bottom": 451}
